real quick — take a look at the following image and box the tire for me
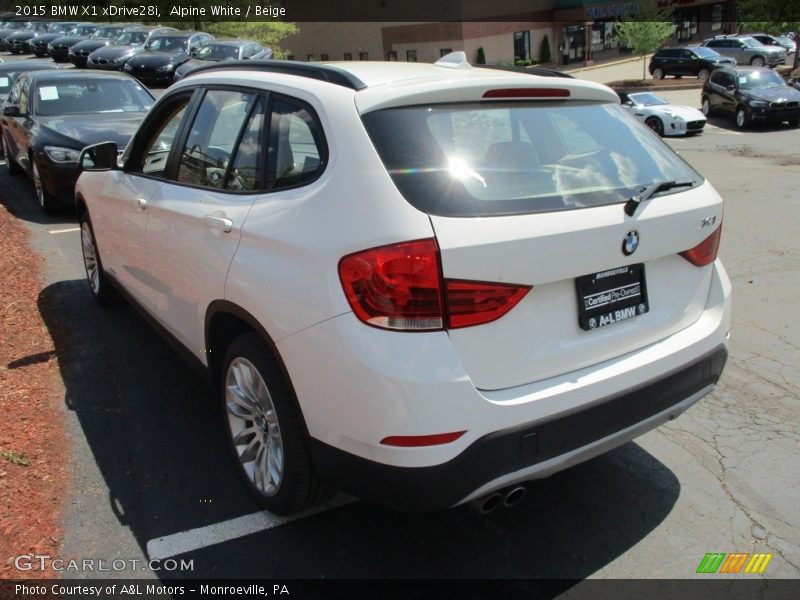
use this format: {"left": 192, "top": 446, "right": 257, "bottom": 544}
{"left": 652, "top": 67, "right": 664, "bottom": 80}
{"left": 79, "top": 210, "right": 121, "bottom": 306}
{"left": 750, "top": 56, "right": 765, "bottom": 67}
{"left": 3, "top": 135, "right": 21, "bottom": 175}
{"left": 735, "top": 106, "right": 750, "bottom": 129}
{"left": 645, "top": 116, "right": 665, "bottom": 137}
{"left": 701, "top": 96, "right": 713, "bottom": 117}
{"left": 698, "top": 68, "right": 710, "bottom": 81}
{"left": 32, "top": 158, "right": 58, "bottom": 213}
{"left": 222, "top": 333, "right": 331, "bottom": 515}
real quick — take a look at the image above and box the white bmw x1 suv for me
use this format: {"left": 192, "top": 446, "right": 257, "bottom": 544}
{"left": 76, "top": 53, "right": 731, "bottom": 514}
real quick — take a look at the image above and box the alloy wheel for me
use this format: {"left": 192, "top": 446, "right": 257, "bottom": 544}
{"left": 81, "top": 221, "right": 100, "bottom": 295}
{"left": 32, "top": 161, "right": 45, "bottom": 208}
{"left": 225, "top": 357, "right": 284, "bottom": 497}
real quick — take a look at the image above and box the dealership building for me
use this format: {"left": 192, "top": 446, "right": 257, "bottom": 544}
{"left": 284, "top": 0, "right": 738, "bottom": 66}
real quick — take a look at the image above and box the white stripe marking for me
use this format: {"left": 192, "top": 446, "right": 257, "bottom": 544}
{"left": 49, "top": 227, "right": 80, "bottom": 234}
{"left": 146, "top": 496, "right": 356, "bottom": 560}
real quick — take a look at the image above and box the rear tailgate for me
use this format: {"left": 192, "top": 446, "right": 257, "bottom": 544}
{"left": 431, "top": 184, "right": 722, "bottom": 390}
{"left": 360, "top": 75, "right": 724, "bottom": 391}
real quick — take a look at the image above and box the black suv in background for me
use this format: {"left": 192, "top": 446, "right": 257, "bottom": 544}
{"left": 702, "top": 66, "right": 800, "bottom": 129}
{"left": 649, "top": 46, "right": 736, "bottom": 80}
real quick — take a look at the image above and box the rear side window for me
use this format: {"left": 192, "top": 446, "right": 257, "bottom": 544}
{"left": 362, "top": 101, "right": 701, "bottom": 217}
{"left": 267, "top": 96, "right": 326, "bottom": 189}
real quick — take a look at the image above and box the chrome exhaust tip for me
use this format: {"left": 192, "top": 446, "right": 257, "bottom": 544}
{"left": 503, "top": 485, "right": 527, "bottom": 508}
{"left": 471, "top": 492, "right": 504, "bottom": 514}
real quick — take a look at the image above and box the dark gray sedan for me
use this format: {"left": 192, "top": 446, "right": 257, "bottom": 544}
{"left": 173, "top": 40, "right": 273, "bottom": 81}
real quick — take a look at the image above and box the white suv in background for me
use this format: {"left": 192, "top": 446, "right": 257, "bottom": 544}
{"left": 76, "top": 54, "right": 731, "bottom": 515}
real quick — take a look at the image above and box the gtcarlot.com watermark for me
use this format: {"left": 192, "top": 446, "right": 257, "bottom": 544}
{"left": 14, "top": 554, "right": 194, "bottom": 573}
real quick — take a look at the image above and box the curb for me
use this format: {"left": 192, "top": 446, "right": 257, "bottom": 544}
{"left": 563, "top": 54, "right": 652, "bottom": 74}
{"left": 608, "top": 82, "right": 704, "bottom": 92}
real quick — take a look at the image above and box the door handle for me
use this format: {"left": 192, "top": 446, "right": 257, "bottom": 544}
{"left": 204, "top": 214, "right": 233, "bottom": 233}
{"left": 136, "top": 198, "right": 147, "bottom": 209}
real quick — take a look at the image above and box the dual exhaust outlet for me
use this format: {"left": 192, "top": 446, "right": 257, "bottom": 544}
{"left": 470, "top": 485, "right": 527, "bottom": 514}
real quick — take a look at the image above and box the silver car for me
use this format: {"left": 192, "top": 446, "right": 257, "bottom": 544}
{"left": 703, "top": 35, "right": 785, "bottom": 67}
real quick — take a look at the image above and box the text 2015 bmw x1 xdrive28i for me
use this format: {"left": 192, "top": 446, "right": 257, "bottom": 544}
{"left": 75, "top": 54, "right": 731, "bottom": 515}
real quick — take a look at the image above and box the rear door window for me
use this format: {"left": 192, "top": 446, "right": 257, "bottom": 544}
{"left": 177, "top": 89, "right": 255, "bottom": 189}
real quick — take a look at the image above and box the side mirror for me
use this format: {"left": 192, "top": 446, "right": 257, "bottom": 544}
{"left": 622, "top": 100, "right": 633, "bottom": 107}
{"left": 190, "top": 47, "right": 198, "bottom": 57}
{"left": 79, "top": 141, "right": 119, "bottom": 172}
{"left": 3, "top": 105, "right": 21, "bottom": 117}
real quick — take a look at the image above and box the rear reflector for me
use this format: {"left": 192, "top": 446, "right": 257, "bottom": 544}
{"left": 680, "top": 225, "right": 722, "bottom": 266}
{"left": 381, "top": 431, "right": 466, "bottom": 447}
{"left": 483, "top": 88, "right": 570, "bottom": 99}
{"left": 338, "top": 238, "right": 531, "bottom": 331}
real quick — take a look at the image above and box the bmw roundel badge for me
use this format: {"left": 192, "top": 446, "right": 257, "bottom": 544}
{"left": 622, "top": 230, "right": 639, "bottom": 256}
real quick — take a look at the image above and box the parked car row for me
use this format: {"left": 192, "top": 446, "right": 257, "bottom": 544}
{"left": 0, "top": 18, "right": 273, "bottom": 87}
{"left": 650, "top": 33, "right": 795, "bottom": 81}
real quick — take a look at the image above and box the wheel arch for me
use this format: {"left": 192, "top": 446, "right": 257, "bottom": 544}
{"left": 205, "top": 300, "right": 312, "bottom": 437}
{"left": 75, "top": 192, "right": 87, "bottom": 216}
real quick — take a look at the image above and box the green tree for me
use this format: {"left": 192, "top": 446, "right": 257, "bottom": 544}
{"left": 540, "top": 34, "right": 551, "bottom": 64}
{"left": 738, "top": 0, "right": 800, "bottom": 70}
{"left": 616, "top": 7, "right": 674, "bottom": 80}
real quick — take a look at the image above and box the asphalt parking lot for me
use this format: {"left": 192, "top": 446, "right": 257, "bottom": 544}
{"left": 0, "top": 55, "right": 799, "bottom": 586}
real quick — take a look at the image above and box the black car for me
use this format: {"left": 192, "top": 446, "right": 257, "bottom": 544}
{"left": 123, "top": 31, "right": 214, "bottom": 86}
{"left": 0, "top": 19, "right": 33, "bottom": 50}
{"left": 29, "top": 21, "right": 82, "bottom": 57}
{"left": 0, "top": 70, "right": 154, "bottom": 211}
{"left": 86, "top": 27, "right": 177, "bottom": 71}
{"left": 702, "top": 66, "right": 800, "bottom": 129}
{"left": 68, "top": 24, "right": 134, "bottom": 68}
{"left": 0, "top": 60, "right": 61, "bottom": 156}
{"left": 649, "top": 46, "right": 736, "bottom": 80}
{"left": 5, "top": 21, "right": 51, "bottom": 54}
{"left": 173, "top": 40, "right": 272, "bottom": 81}
{"left": 48, "top": 23, "right": 99, "bottom": 62}
{"left": 0, "top": 60, "right": 60, "bottom": 108}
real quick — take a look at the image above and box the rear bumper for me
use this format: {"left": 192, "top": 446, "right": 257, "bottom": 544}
{"left": 310, "top": 346, "right": 727, "bottom": 512}
{"left": 278, "top": 259, "right": 732, "bottom": 510}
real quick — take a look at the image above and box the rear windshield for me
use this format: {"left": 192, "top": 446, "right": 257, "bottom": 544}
{"left": 362, "top": 101, "right": 701, "bottom": 217}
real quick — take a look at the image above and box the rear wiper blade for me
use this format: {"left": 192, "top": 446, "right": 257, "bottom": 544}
{"left": 624, "top": 180, "right": 695, "bottom": 217}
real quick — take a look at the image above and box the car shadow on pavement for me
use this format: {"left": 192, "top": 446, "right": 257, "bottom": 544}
{"left": 37, "top": 278, "right": 682, "bottom": 584}
{"left": 0, "top": 168, "right": 77, "bottom": 226}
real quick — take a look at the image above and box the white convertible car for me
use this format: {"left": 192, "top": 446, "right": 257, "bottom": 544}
{"left": 619, "top": 92, "right": 706, "bottom": 137}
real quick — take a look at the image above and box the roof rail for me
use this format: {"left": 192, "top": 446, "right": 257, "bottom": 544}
{"left": 476, "top": 65, "right": 575, "bottom": 79}
{"left": 182, "top": 60, "right": 367, "bottom": 90}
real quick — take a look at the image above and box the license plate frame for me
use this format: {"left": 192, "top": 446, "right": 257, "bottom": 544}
{"left": 576, "top": 263, "right": 649, "bottom": 331}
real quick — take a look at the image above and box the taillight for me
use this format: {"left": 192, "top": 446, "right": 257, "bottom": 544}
{"left": 680, "top": 225, "right": 722, "bottom": 266}
{"left": 338, "top": 239, "right": 531, "bottom": 331}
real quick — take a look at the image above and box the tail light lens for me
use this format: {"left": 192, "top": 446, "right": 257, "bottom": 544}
{"left": 680, "top": 225, "right": 722, "bottom": 266}
{"left": 338, "top": 239, "right": 531, "bottom": 331}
